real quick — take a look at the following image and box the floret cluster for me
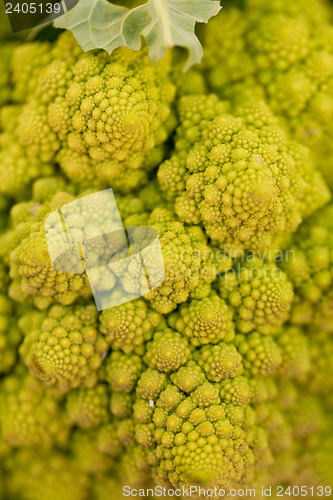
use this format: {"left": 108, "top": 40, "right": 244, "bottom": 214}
{"left": 0, "top": 1, "right": 332, "bottom": 499}
{"left": 200, "top": 0, "right": 333, "bottom": 188}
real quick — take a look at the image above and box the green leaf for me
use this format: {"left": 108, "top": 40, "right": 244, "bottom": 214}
{"left": 53, "top": 0, "right": 221, "bottom": 70}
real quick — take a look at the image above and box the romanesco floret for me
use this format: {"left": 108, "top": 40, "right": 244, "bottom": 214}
{"left": 0, "top": 106, "right": 54, "bottom": 200}
{"left": 173, "top": 93, "right": 230, "bottom": 151}
{"left": 135, "top": 209, "right": 231, "bottom": 314}
{"left": 144, "top": 328, "right": 191, "bottom": 373}
{"left": 234, "top": 332, "right": 282, "bottom": 376}
{"left": 218, "top": 258, "right": 294, "bottom": 333}
{"left": 194, "top": 342, "right": 243, "bottom": 382}
{"left": 158, "top": 96, "right": 329, "bottom": 254}
{"left": 200, "top": 0, "right": 333, "bottom": 188}
{"left": 104, "top": 351, "right": 143, "bottom": 393}
{"left": 219, "top": 376, "right": 252, "bottom": 406}
{"left": 0, "top": 143, "right": 54, "bottom": 200}
{"left": 0, "top": 7, "right": 332, "bottom": 497}
{"left": 7, "top": 190, "right": 91, "bottom": 307}
{"left": 281, "top": 203, "right": 333, "bottom": 331}
{"left": 0, "top": 368, "right": 71, "bottom": 446}
{"left": 134, "top": 362, "right": 262, "bottom": 489}
{"left": 6, "top": 185, "right": 138, "bottom": 307}
{"left": 116, "top": 419, "right": 136, "bottom": 447}
{"left": 110, "top": 391, "right": 133, "bottom": 419}
{"left": 20, "top": 303, "right": 108, "bottom": 391}
{"left": 100, "top": 298, "right": 161, "bottom": 352}
{"left": 66, "top": 384, "right": 110, "bottom": 428}
{"left": 10, "top": 32, "right": 176, "bottom": 193}
{"left": 11, "top": 41, "right": 52, "bottom": 103}
{"left": 168, "top": 291, "right": 234, "bottom": 345}
{"left": 136, "top": 368, "right": 167, "bottom": 400}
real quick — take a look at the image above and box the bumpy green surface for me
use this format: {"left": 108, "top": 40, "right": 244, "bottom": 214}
{"left": 158, "top": 96, "right": 329, "bottom": 255}
{"left": 0, "top": 13, "right": 332, "bottom": 500}
{"left": 200, "top": 0, "right": 333, "bottom": 189}
{"left": 20, "top": 304, "right": 108, "bottom": 391}
{"left": 0, "top": 31, "right": 176, "bottom": 200}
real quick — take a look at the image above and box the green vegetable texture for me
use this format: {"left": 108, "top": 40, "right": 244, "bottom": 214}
{"left": 0, "top": 0, "right": 332, "bottom": 499}
{"left": 200, "top": 0, "right": 333, "bottom": 188}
